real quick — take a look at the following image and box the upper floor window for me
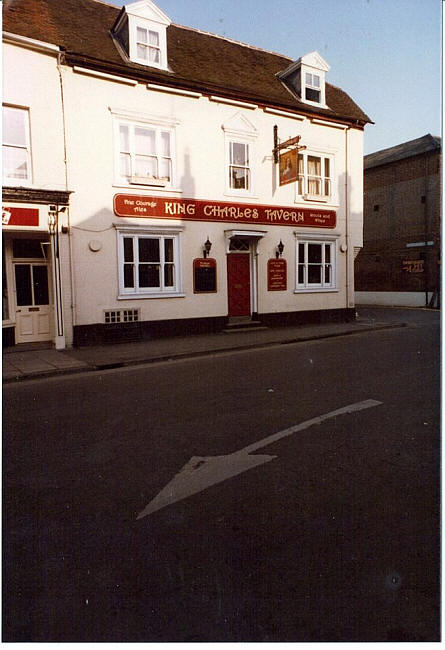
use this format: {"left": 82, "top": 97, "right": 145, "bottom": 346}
{"left": 112, "top": 1, "right": 171, "bottom": 71}
{"left": 2, "top": 106, "right": 31, "bottom": 184}
{"left": 229, "top": 141, "right": 250, "bottom": 191}
{"left": 222, "top": 111, "right": 258, "bottom": 197}
{"left": 277, "top": 51, "right": 329, "bottom": 109}
{"left": 305, "top": 73, "right": 321, "bottom": 103}
{"left": 136, "top": 26, "right": 161, "bottom": 65}
{"left": 116, "top": 119, "right": 174, "bottom": 187}
{"left": 297, "top": 152, "right": 332, "bottom": 201}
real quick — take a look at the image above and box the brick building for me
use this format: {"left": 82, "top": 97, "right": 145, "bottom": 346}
{"left": 355, "top": 134, "right": 441, "bottom": 308}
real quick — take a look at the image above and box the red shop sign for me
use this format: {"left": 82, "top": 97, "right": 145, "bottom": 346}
{"left": 2, "top": 206, "right": 39, "bottom": 227}
{"left": 268, "top": 258, "right": 287, "bottom": 291}
{"left": 114, "top": 194, "right": 336, "bottom": 229}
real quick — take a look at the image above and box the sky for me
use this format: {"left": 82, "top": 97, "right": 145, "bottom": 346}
{"left": 113, "top": 0, "right": 442, "bottom": 155}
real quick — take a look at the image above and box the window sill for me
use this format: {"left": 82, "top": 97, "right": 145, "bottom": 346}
{"left": 302, "top": 195, "right": 329, "bottom": 203}
{"left": 130, "top": 59, "right": 169, "bottom": 73}
{"left": 300, "top": 99, "right": 329, "bottom": 109}
{"left": 113, "top": 182, "right": 183, "bottom": 193}
{"left": 118, "top": 292, "right": 185, "bottom": 300}
{"left": 295, "top": 197, "right": 339, "bottom": 208}
{"left": 224, "top": 191, "right": 258, "bottom": 200}
{"left": 294, "top": 287, "right": 338, "bottom": 293}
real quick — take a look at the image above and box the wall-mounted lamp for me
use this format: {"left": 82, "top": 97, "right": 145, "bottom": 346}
{"left": 50, "top": 205, "right": 67, "bottom": 213}
{"left": 276, "top": 239, "right": 284, "bottom": 259}
{"left": 203, "top": 236, "right": 212, "bottom": 258}
{"left": 48, "top": 205, "right": 68, "bottom": 234}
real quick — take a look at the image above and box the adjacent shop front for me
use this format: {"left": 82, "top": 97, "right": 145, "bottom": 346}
{"left": 2, "top": 190, "right": 70, "bottom": 348}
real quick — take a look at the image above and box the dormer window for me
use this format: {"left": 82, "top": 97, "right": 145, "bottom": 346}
{"left": 112, "top": 1, "right": 171, "bottom": 71}
{"left": 137, "top": 26, "right": 161, "bottom": 65}
{"left": 305, "top": 72, "right": 321, "bottom": 103}
{"left": 277, "top": 51, "right": 330, "bottom": 109}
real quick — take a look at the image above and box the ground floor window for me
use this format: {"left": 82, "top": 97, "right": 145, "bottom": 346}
{"left": 117, "top": 228, "right": 183, "bottom": 298}
{"left": 295, "top": 236, "right": 337, "bottom": 291}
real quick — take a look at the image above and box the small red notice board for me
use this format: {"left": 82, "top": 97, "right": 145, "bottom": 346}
{"left": 268, "top": 258, "right": 287, "bottom": 291}
{"left": 193, "top": 258, "right": 217, "bottom": 293}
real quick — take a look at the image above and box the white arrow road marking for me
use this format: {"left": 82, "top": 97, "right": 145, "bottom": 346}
{"left": 137, "top": 399, "right": 382, "bottom": 519}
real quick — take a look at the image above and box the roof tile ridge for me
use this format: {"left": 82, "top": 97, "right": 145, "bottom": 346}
{"left": 325, "top": 81, "right": 348, "bottom": 92}
{"left": 368, "top": 134, "right": 433, "bottom": 155}
{"left": 171, "top": 21, "right": 293, "bottom": 61}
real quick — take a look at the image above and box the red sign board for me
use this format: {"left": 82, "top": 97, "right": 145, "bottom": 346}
{"left": 114, "top": 194, "right": 336, "bottom": 228}
{"left": 2, "top": 206, "right": 39, "bottom": 227}
{"left": 193, "top": 257, "right": 217, "bottom": 293}
{"left": 268, "top": 258, "right": 287, "bottom": 291}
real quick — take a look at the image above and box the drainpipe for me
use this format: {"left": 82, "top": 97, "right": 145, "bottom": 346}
{"left": 344, "top": 125, "right": 352, "bottom": 314}
{"left": 57, "top": 53, "right": 77, "bottom": 340}
{"left": 424, "top": 153, "right": 429, "bottom": 307}
{"left": 48, "top": 206, "right": 65, "bottom": 348}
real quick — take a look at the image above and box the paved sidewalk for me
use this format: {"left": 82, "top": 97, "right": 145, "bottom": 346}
{"left": 3, "top": 314, "right": 405, "bottom": 383}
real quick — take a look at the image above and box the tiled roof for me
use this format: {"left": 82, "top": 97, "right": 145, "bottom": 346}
{"left": 3, "top": 0, "right": 372, "bottom": 125}
{"left": 365, "top": 134, "right": 441, "bottom": 169}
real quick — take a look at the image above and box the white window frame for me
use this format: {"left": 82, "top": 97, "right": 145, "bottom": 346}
{"left": 225, "top": 135, "right": 256, "bottom": 197}
{"left": 299, "top": 64, "right": 327, "bottom": 108}
{"left": 2, "top": 105, "right": 32, "bottom": 186}
{"left": 129, "top": 19, "right": 168, "bottom": 70}
{"left": 304, "top": 72, "right": 321, "bottom": 103}
{"left": 135, "top": 25, "right": 162, "bottom": 67}
{"left": 222, "top": 113, "right": 258, "bottom": 199}
{"left": 294, "top": 233, "right": 339, "bottom": 293}
{"left": 297, "top": 150, "right": 334, "bottom": 203}
{"left": 227, "top": 140, "right": 252, "bottom": 195}
{"left": 112, "top": 109, "right": 178, "bottom": 189}
{"left": 116, "top": 226, "right": 184, "bottom": 299}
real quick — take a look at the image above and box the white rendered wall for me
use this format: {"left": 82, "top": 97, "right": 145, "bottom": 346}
{"left": 56, "top": 64, "right": 365, "bottom": 326}
{"left": 3, "top": 42, "right": 75, "bottom": 345}
{"left": 3, "top": 43, "right": 67, "bottom": 190}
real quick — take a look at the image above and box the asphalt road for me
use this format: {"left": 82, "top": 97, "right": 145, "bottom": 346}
{"left": 3, "top": 308, "right": 440, "bottom": 642}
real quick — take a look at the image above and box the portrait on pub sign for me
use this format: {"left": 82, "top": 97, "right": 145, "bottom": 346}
{"left": 279, "top": 148, "right": 297, "bottom": 186}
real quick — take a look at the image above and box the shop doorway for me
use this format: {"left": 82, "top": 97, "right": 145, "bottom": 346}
{"left": 227, "top": 252, "right": 251, "bottom": 317}
{"left": 13, "top": 261, "right": 52, "bottom": 343}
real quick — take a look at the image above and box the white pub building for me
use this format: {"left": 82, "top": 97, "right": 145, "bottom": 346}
{"left": 3, "top": 0, "right": 371, "bottom": 348}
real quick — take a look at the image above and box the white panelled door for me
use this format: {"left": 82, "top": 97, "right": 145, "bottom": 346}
{"left": 14, "top": 262, "right": 52, "bottom": 343}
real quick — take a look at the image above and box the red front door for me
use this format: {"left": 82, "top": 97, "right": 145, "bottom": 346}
{"left": 227, "top": 253, "right": 251, "bottom": 316}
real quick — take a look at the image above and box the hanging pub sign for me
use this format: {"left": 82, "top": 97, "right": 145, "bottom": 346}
{"left": 114, "top": 194, "right": 336, "bottom": 229}
{"left": 279, "top": 149, "right": 298, "bottom": 186}
{"left": 267, "top": 258, "right": 287, "bottom": 291}
{"left": 193, "top": 258, "right": 217, "bottom": 293}
{"left": 273, "top": 127, "right": 306, "bottom": 186}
